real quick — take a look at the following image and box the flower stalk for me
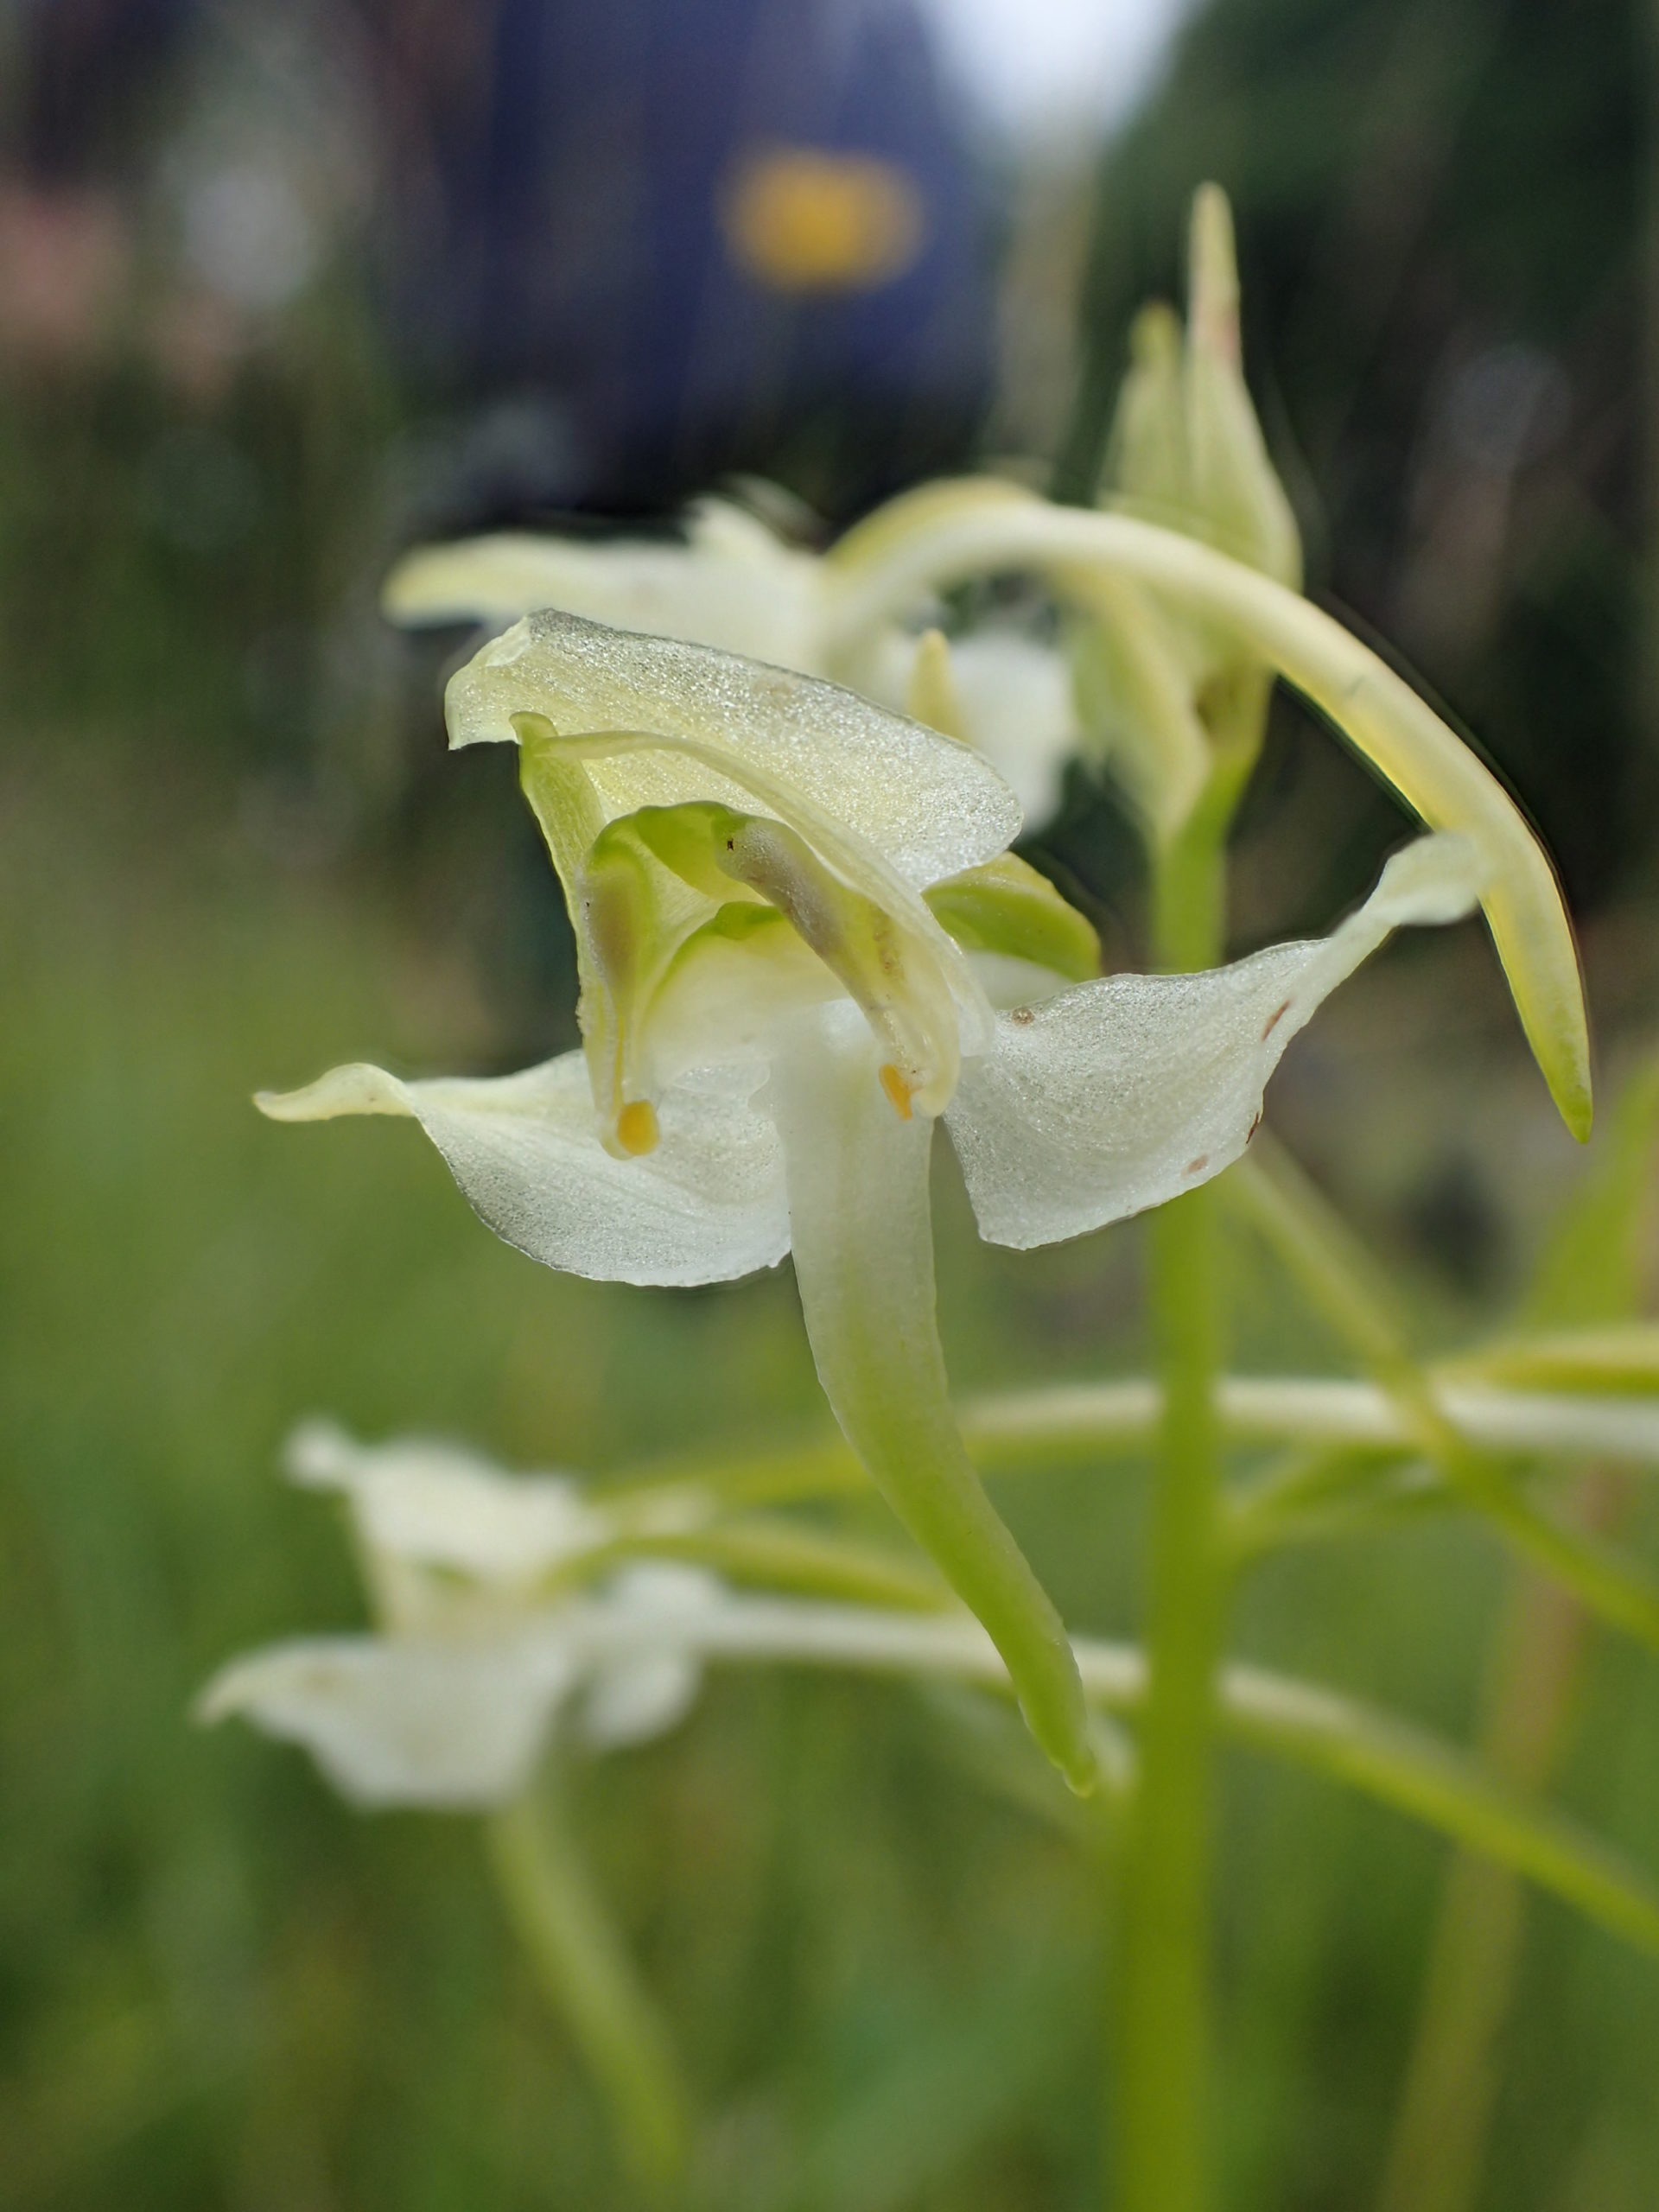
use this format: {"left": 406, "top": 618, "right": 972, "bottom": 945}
{"left": 1118, "top": 820, "right": 1230, "bottom": 2212}
{"left": 489, "top": 1783, "right": 690, "bottom": 2194}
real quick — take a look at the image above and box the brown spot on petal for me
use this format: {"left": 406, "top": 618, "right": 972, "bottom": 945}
{"left": 1262, "top": 999, "right": 1292, "bottom": 1041}
{"left": 1009, "top": 1006, "right": 1035, "bottom": 1027}
{"left": 1246, "top": 1109, "right": 1262, "bottom": 1143}
{"left": 1185, "top": 1154, "right": 1209, "bottom": 1176}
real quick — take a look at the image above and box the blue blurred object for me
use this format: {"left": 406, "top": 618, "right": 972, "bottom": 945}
{"left": 14, "top": 0, "right": 996, "bottom": 522}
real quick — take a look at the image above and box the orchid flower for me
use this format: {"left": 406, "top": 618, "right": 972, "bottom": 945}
{"left": 383, "top": 478, "right": 1083, "bottom": 828}
{"left": 378, "top": 180, "right": 1591, "bottom": 1147}
{"left": 260, "top": 612, "right": 1489, "bottom": 1786}
{"left": 201, "top": 1421, "right": 721, "bottom": 1806}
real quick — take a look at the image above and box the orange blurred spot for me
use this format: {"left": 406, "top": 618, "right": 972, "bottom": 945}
{"left": 721, "top": 147, "right": 925, "bottom": 294}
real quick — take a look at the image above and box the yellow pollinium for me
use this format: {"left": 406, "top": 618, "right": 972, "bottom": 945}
{"left": 878, "top": 1064, "right": 915, "bottom": 1121}
{"left": 615, "top": 1099, "right": 661, "bottom": 1157}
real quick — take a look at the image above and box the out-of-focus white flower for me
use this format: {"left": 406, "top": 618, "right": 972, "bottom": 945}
{"left": 200, "top": 1422, "right": 722, "bottom": 1808}
{"left": 385, "top": 483, "right": 1085, "bottom": 831}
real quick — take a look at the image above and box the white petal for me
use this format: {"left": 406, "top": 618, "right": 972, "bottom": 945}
{"left": 283, "top": 1421, "right": 601, "bottom": 1584}
{"left": 577, "top": 1654, "right": 702, "bottom": 1748}
{"left": 447, "top": 610, "right": 1022, "bottom": 891}
{"left": 947, "top": 835, "right": 1486, "bottom": 1249}
{"left": 257, "top": 1050, "right": 789, "bottom": 1287}
{"left": 382, "top": 499, "right": 823, "bottom": 668}
{"left": 200, "top": 1634, "right": 571, "bottom": 1808}
{"left": 572, "top": 1567, "right": 721, "bottom": 1749}
{"left": 946, "top": 632, "right": 1080, "bottom": 829}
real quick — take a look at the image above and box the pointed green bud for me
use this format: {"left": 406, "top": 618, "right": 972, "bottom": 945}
{"left": 1106, "top": 302, "right": 1186, "bottom": 524}
{"left": 1184, "top": 183, "right": 1301, "bottom": 590}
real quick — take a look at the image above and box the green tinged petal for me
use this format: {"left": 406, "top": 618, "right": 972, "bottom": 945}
{"left": 568, "top": 798, "right": 970, "bottom": 1125}
{"left": 925, "top": 853, "right": 1100, "bottom": 982}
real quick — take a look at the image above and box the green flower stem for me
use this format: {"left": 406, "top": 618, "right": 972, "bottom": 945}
{"left": 538, "top": 1516, "right": 954, "bottom": 1614}
{"left": 1227, "top": 1444, "right": 1414, "bottom": 1554}
{"left": 488, "top": 1784, "right": 690, "bottom": 2195}
{"left": 1225, "top": 1144, "right": 1659, "bottom": 1652}
{"left": 605, "top": 1377, "right": 1659, "bottom": 1525}
{"left": 543, "top": 1593, "right": 1659, "bottom": 1958}
{"left": 1376, "top": 1467, "right": 1631, "bottom": 2212}
{"left": 1118, "top": 816, "right": 1231, "bottom": 2212}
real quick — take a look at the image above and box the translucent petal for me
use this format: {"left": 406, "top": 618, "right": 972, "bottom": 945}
{"left": 947, "top": 836, "right": 1485, "bottom": 1249}
{"left": 256, "top": 1051, "right": 789, "bottom": 1287}
{"left": 382, "top": 499, "right": 823, "bottom": 667}
{"left": 284, "top": 1420, "right": 601, "bottom": 1583}
{"left": 449, "top": 609, "right": 1022, "bottom": 891}
{"left": 199, "top": 1634, "right": 571, "bottom": 1808}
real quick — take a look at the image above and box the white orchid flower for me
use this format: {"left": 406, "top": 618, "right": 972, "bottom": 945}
{"left": 201, "top": 1421, "right": 721, "bottom": 1806}
{"left": 378, "top": 187, "right": 1287, "bottom": 855}
{"left": 259, "top": 612, "right": 1487, "bottom": 1787}
{"left": 384, "top": 480, "right": 1083, "bottom": 830}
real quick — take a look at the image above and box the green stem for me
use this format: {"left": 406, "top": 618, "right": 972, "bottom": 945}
{"left": 488, "top": 1784, "right": 690, "bottom": 2195}
{"left": 1118, "top": 821, "right": 1230, "bottom": 2212}
{"left": 1224, "top": 1144, "right": 1659, "bottom": 1651}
